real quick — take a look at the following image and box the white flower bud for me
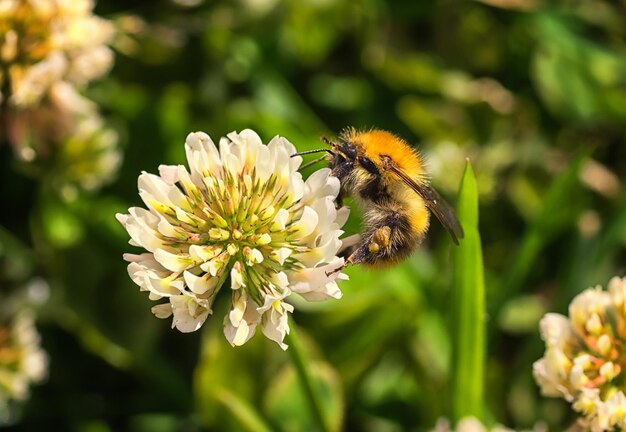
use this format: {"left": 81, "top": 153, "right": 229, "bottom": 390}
{"left": 208, "top": 228, "right": 230, "bottom": 241}
{"left": 599, "top": 362, "right": 619, "bottom": 382}
{"left": 596, "top": 334, "right": 612, "bottom": 357}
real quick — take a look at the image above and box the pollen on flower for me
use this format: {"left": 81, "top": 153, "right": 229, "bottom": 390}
{"left": 533, "top": 276, "right": 626, "bottom": 431}
{"left": 117, "top": 129, "right": 349, "bottom": 349}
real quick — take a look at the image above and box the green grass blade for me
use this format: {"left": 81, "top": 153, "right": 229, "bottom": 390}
{"left": 451, "top": 160, "right": 485, "bottom": 423}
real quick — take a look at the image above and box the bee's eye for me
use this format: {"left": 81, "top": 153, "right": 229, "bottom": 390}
{"left": 342, "top": 144, "right": 357, "bottom": 159}
{"left": 358, "top": 156, "right": 379, "bottom": 175}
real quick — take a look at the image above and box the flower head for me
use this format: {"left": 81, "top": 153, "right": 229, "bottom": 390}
{"left": 534, "top": 276, "right": 626, "bottom": 431}
{"left": 0, "top": 0, "right": 114, "bottom": 107}
{"left": 0, "top": 1, "right": 120, "bottom": 191}
{"left": 0, "top": 311, "right": 48, "bottom": 422}
{"left": 117, "top": 129, "right": 349, "bottom": 349}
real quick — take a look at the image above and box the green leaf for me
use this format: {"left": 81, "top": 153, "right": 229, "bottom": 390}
{"left": 451, "top": 160, "right": 485, "bottom": 422}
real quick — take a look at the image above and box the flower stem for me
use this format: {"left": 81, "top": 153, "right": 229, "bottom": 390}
{"left": 285, "top": 321, "right": 332, "bottom": 432}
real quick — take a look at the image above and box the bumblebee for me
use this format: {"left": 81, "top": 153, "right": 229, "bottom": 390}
{"left": 295, "top": 128, "right": 463, "bottom": 272}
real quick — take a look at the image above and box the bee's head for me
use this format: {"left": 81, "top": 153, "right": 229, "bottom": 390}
{"left": 290, "top": 134, "right": 379, "bottom": 176}
{"left": 335, "top": 136, "right": 382, "bottom": 176}
{"left": 338, "top": 142, "right": 358, "bottom": 161}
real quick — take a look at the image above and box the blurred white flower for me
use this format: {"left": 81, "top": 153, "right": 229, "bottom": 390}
{"left": 0, "top": 311, "right": 48, "bottom": 422}
{"left": 0, "top": 1, "right": 121, "bottom": 194}
{"left": 4, "top": 82, "right": 121, "bottom": 197}
{"left": 53, "top": 104, "right": 121, "bottom": 199}
{"left": 117, "top": 129, "right": 349, "bottom": 349}
{"left": 430, "top": 417, "right": 542, "bottom": 432}
{"left": 0, "top": 0, "right": 114, "bottom": 107}
{"left": 534, "top": 276, "right": 626, "bottom": 431}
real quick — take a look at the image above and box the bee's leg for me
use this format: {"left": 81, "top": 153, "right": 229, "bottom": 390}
{"left": 299, "top": 155, "right": 327, "bottom": 170}
{"left": 325, "top": 233, "right": 363, "bottom": 276}
{"left": 345, "top": 225, "right": 392, "bottom": 266}
{"left": 325, "top": 240, "right": 355, "bottom": 276}
{"left": 325, "top": 211, "right": 407, "bottom": 275}
{"left": 338, "top": 233, "right": 361, "bottom": 259}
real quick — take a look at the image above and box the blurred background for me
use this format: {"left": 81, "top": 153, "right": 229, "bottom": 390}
{"left": 2, "top": 0, "right": 626, "bottom": 430}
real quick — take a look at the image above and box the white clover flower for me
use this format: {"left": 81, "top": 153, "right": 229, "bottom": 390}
{"left": 534, "top": 276, "right": 626, "bottom": 431}
{"left": 0, "top": 311, "right": 48, "bottom": 422}
{"left": 0, "top": 0, "right": 114, "bottom": 107}
{"left": 117, "top": 129, "right": 349, "bottom": 349}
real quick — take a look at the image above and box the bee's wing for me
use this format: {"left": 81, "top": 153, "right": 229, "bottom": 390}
{"left": 389, "top": 164, "right": 464, "bottom": 245}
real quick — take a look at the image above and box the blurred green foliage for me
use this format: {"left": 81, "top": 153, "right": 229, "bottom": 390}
{"left": 2, "top": 0, "right": 626, "bottom": 430}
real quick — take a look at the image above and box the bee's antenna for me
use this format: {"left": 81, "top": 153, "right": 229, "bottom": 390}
{"left": 290, "top": 148, "right": 334, "bottom": 157}
{"left": 291, "top": 134, "right": 338, "bottom": 158}
{"left": 320, "top": 135, "right": 336, "bottom": 147}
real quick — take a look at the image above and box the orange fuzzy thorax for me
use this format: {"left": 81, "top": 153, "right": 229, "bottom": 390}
{"left": 348, "top": 129, "right": 425, "bottom": 179}
{"left": 348, "top": 129, "right": 430, "bottom": 239}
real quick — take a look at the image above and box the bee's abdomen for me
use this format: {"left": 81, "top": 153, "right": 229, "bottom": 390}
{"left": 371, "top": 209, "right": 421, "bottom": 264}
{"left": 347, "top": 205, "right": 422, "bottom": 268}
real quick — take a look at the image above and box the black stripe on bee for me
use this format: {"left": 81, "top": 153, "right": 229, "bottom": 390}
{"left": 359, "top": 177, "right": 390, "bottom": 204}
